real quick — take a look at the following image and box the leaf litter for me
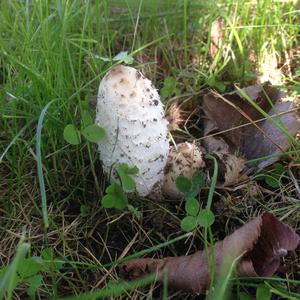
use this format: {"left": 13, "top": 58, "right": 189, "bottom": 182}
{"left": 119, "top": 213, "right": 299, "bottom": 294}
{"left": 118, "top": 82, "right": 300, "bottom": 295}
{"left": 202, "top": 82, "right": 300, "bottom": 183}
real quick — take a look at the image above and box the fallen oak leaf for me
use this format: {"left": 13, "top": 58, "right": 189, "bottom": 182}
{"left": 237, "top": 213, "right": 299, "bottom": 277}
{"left": 203, "top": 135, "right": 229, "bottom": 154}
{"left": 119, "top": 213, "right": 299, "bottom": 294}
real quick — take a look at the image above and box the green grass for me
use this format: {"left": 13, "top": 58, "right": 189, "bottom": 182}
{"left": 1, "top": 0, "right": 300, "bottom": 299}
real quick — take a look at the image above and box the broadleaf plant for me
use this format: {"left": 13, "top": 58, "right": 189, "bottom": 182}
{"left": 63, "top": 108, "right": 105, "bottom": 145}
{"left": 102, "top": 182, "right": 128, "bottom": 210}
{"left": 205, "top": 75, "right": 226, "bottom": 93}
{"left": 101, "top": 163, "right": 139, "bottom": 210}
{"left": 256, "top": 283, "right": 272, "bottom": 300}
{"left": 181, "top": 216, "right": 198, "bottom": 232}
{"left": 116, "top": 163, "right": 139, "bottom": 190}
{"left": 197, "top": 209, "right": 215, "bottom": 228}
{"left": 81, "top": 124, "right": 106, "bottom": 143}
{"left": 97, "top": 50, "right": 134, "bottom": 65}
{"left": 185, "top": 198, "right": 200, "bottom": 217}
{"left": 63, "top": 124, "right": 81, "bottom": 145}
{"left": 80, "top": 204, "right": 91, "bottom": 217}
{"left": 81, "top": 109, "right": 93, "bottom": 128}
{"left": 0, "top": 242, "right": 64, "bottom": 299}
{"left": 175, "top": 171, "right": 215, "bottom": 232}
{"left": 160, "top": 76, "right": 180, "bottom": 99}
{"left": 255, "top": 163, "right": 285, "bottom": 188}
{"left": 175, "top": 176, "right": 192, "bottom": 194}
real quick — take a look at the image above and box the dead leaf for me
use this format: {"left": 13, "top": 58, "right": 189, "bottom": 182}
{"left": 257, "top": 51, "right": 283, "bottom": 85}
{"left": 210, "top": 18, "right": 224, "bottom": 58}
{"left": 203, "top": 83, "right": 283, "bottom": 148}
{"left": 203, "top": 83, "right": 300, "bottom": 168}
{"left": 243, "top": 101, "right": 300, "bottom": 169}
{"left": 119, "top": 213, "right": 299, "bottom": 294}
{"left": 202, "top": 135, "right": 229, "bottom": 154}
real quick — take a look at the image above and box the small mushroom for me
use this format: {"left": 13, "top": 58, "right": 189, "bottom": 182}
{"left": 162, "top": 142, "right": 205, "bottom": 199}
{"left": 214, "top": 152, "right": 246, "bottom": 186}
{"left": 95, "top": 65, "right": 169, "bottom": 196}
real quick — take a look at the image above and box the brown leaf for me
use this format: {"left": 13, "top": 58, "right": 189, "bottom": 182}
{"left": 119, "top": 213, "right": 299, "bottom": 294}
{"left": 243, "top": 101, "right": 300, "bottom": 168}
{"left": 202, "top": 119, "right": 230, "bottom": 153}
{"left": 257, "top": 50, "right": 283, "bottom": 85}
{"left": 203, "top": 136, "right": 229, "bottom": 154}
{"left": 203, "top": 83, "right": 300, "bottom": 168}
{"left": 203, "top": 83, "right": 282, "bottom": 148}
{"left": 209, "top": 18, "right": 224, "bottom": 58}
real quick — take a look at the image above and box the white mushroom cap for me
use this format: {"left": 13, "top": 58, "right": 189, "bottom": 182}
{"left": 95, "top": 65, "right": 169, "bottom": 196}
{"left": 162, "top": 142, "right": 205, "bottom": 199}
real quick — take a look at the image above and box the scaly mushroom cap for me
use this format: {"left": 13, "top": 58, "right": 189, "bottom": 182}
{"left": 162, "top": 142, "right": 205, "bottom": 199}
{"left": 95, "top": 65, "right": 169, "bottom": 196}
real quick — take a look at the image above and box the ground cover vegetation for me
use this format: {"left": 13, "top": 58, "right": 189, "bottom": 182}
{"left": 1, "top": 0, "right": 300, "bottom": 299}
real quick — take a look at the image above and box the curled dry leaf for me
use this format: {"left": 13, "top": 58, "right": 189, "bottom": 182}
{"left": 119, "top": 213, "right": 299, "bottom": 294}
{"left": 203, "top": 82, "right": 300, "bottom": 168}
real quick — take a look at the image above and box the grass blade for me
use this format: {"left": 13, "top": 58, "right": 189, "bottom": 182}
{"left": 36, "top": 99, "right": 57, "bottom": 229}
{"left": 58, "top": 274, "right": 156, "bottom": 300}
{"left": 0, "top": 120, "right": 34, "bottom": 163}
